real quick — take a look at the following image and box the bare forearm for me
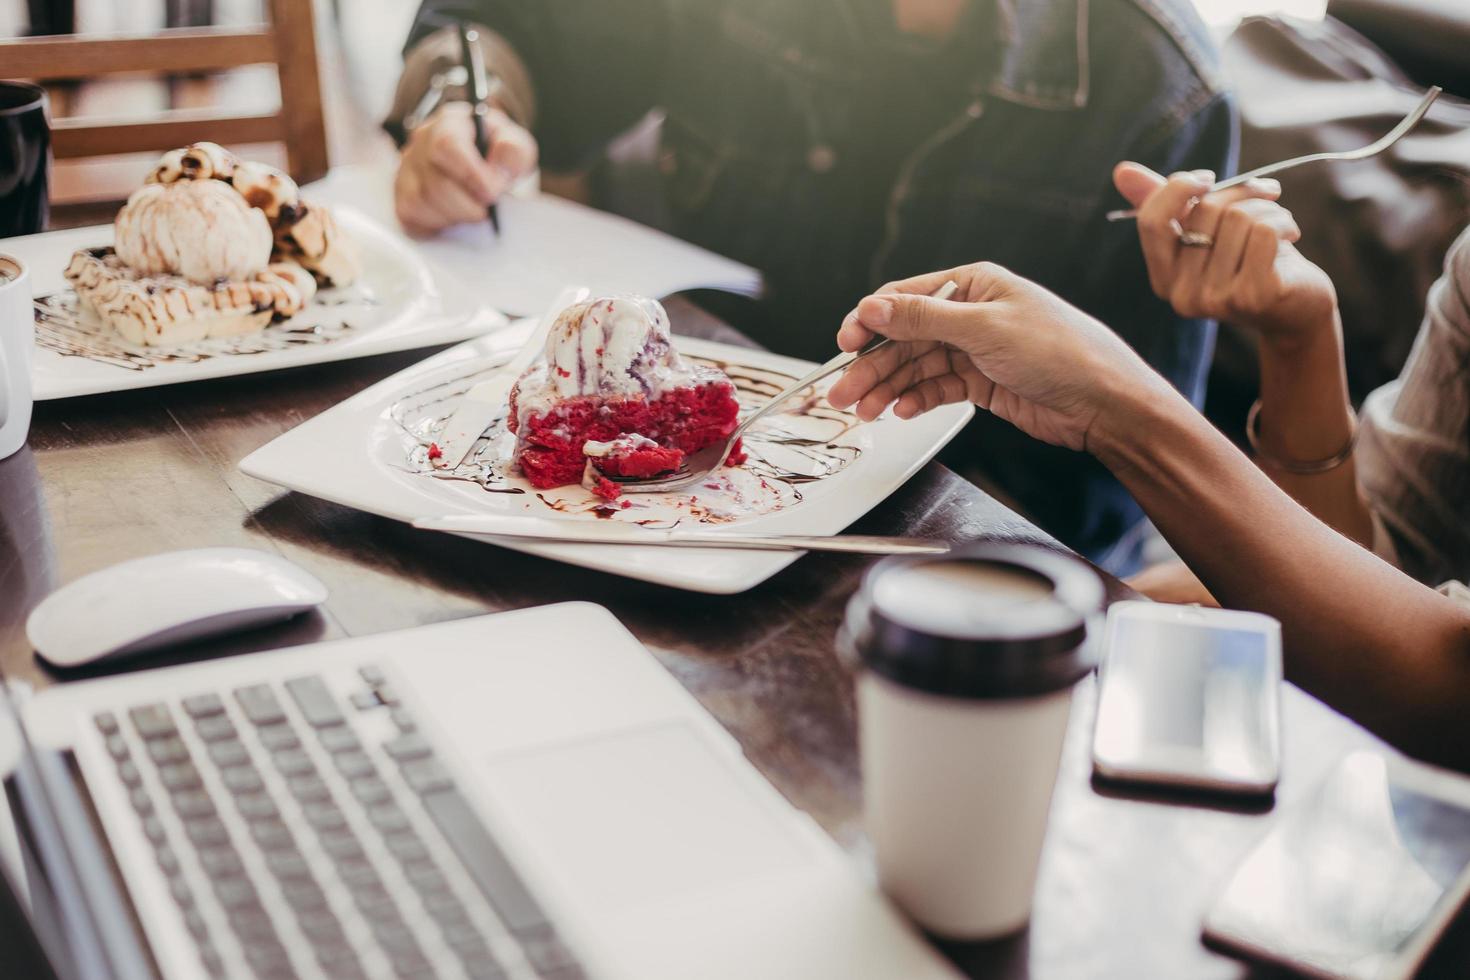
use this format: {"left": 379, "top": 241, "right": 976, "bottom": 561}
{"left": 1251, "top": 316, "right": 1374, "bottom": 544}
{"left": 1097, "top": 388, "right": 1470, "bottom": 768}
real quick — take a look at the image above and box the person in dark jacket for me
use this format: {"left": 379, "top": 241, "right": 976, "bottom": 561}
{"left": 384, "top": 0, "right": 1237, "bottom": 572}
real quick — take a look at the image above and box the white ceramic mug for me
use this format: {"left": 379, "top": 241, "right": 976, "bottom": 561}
{"left": 0, "top": 254, "right": 34, "bottom": 460}
{"left": 841, "top": 543, "right": 1104, "bottom": 940}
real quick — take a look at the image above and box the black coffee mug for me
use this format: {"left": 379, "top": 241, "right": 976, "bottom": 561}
{"left": 0, "top": 82, "right": 50, "bottom": 238}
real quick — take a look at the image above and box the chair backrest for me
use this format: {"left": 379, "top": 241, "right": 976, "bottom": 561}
{"left": 0, "top": 0, "right": 328, "bottom": 183}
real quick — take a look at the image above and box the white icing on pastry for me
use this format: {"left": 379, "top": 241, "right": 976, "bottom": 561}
{"left": 80, "top": 143, "right": 361, "bottom": 344}
{"left": 273, "top": 198, "right": 358, "bottom": 287}
{"left": 114, "top": 181, "right": 273, "bottom": 285}
{"left": 230, "top": 160, "right": 301, "bottom": 224}
{"left": 255, "top": 261, "right": 317, "bottom": 315}
{"left": 146, "top": 148, "right": 187, "bottom": 185}
{"left": 64, "top": 250, "right": 316, "bottom": 346}
{"left": 178, "top": 141, "right": 237, "bottom": 180}
{"left": 146, "top": 142, "right": 238, "bottom": 183}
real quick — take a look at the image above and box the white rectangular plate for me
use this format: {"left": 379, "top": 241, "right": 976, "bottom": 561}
{"left": 240, "top": 326, "right": 973, "bottom": 593}
{"left": 16, "top": 206, "right": 505, "bottom": 400}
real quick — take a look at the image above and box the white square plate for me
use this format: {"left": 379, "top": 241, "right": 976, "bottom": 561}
{"left": 16, "top": 206, "right": 505, "bottom": 400}
{"left": 239, "top": 325, "right": 974, "bottom": 593}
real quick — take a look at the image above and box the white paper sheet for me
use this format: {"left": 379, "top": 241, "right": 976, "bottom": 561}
{"left": 306, "top": 164, "right": 763, "bottom": 317}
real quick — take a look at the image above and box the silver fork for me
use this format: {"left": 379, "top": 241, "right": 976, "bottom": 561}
{"left": 613, "top": 279, "right": 961, "bottom": 494}
{"left": 1105, "top": 86, "right": 1442, "bottom": 222}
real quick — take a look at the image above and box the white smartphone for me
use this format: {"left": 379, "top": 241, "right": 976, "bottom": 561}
{"left": 1203, "top": 751, "right": 1470, "bottom": 980}
{"left": 1092, "top": 601, "right": 1282, "bottom": 795}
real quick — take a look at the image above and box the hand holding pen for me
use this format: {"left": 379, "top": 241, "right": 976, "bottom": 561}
{"left": 391, "top": 27, "right": 539, "bottom": 238}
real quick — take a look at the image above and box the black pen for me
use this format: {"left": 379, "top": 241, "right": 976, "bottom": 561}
{"left": 458, "top": 22, "right": 501, "bottom": 236}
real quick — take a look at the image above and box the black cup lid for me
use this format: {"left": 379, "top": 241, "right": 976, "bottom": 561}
{"left": 840, "top": 542, "right": 1104, "bottom": 700}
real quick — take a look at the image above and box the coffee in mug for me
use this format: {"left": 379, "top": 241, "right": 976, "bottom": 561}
{"left": 840, "top": 542, "right": 1104, "bottom": 940}
{"left": 0, "top": 255, "right": 35, "bottom": 461}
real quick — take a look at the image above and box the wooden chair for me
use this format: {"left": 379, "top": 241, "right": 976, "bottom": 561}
{"left": 0, "top": 0, "right": 329, "bottom": 184}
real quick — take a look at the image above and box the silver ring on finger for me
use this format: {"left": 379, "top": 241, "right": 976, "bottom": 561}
{"left": 1179, "top": 230, "right": 1214, "bottom": 248}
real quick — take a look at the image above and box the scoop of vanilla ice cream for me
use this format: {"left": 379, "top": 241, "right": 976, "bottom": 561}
{"left": 512, "top": 295, "right": 732, "bottom": 426}
{"left": 526, "top": 297, "right": 690, "bottom": 399}
{"left": 114, "top": 180, "right": 273, "bottom": 285}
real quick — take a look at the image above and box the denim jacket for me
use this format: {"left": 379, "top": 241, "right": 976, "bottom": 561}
{"left": 401, "top": 0, "right": 1236, "bottom": 569}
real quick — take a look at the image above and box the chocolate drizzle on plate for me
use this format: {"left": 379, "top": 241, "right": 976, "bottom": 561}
{"left": 33, "top": 286, "right": 366, "bottom": 372}
{"left": 391, "top": 354, "right": 867, "bottom": 524}
{"left": 711, "top": 359, "right": 864, "bottom": 492}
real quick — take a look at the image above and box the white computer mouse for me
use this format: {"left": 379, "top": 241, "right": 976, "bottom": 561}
{"left": 27, "top": 547, "right": 328, "bottom": 669}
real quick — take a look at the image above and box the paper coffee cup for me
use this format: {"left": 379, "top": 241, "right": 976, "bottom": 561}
{"left": 841, "top": 543, "right": 1104, "bottom": 940}
{"left": 0, "top": 255, "right": 34, "bottom": 462}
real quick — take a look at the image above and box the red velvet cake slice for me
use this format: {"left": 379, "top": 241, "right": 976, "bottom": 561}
{"left": 507, "top": 296, "right": 744, "bottom": 497}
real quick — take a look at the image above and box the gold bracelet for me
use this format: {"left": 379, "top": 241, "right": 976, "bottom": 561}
{"left": 1245, "top": 398, "right": 1358, "bottom": 475}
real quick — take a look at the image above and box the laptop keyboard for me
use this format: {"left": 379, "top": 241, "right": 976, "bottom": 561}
{"left": 93, "top": 666, "right": 585, "bottom": 980}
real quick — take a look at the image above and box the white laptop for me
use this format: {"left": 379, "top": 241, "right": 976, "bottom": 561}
{"left": 5, "top": 602, "right": 958, "bottom": 980}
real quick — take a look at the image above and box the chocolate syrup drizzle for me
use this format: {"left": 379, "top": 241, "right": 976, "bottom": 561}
{"left": 33, "top": 288, "right": 367, "bottom": 372}
{"left": 391, "top": 355, "right": 866, "bottom": 524}
{"left": 711, "top": 360, "right": 863, "bottom": 492}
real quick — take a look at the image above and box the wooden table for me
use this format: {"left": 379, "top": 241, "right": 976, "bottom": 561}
{"left": 0, "top": 287, "right": 1450, "bottom": 976}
